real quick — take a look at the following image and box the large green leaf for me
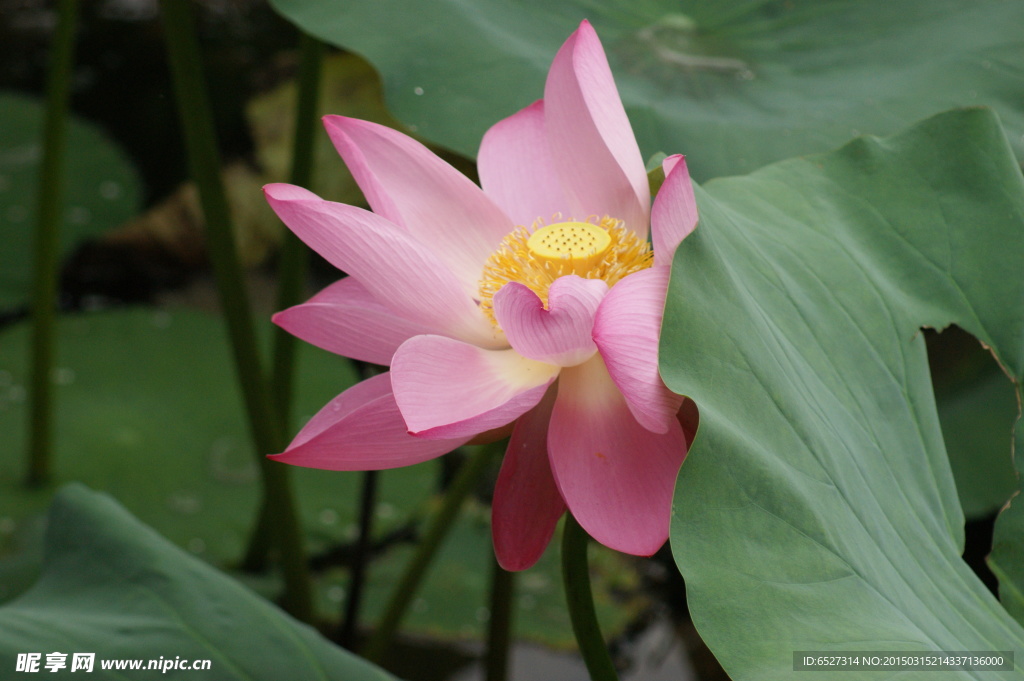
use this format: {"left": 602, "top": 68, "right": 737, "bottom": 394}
{"left": 267, "top": 0, "right": 1024, "bottom": 181}
{"left": 0, "top": 484, "right": 396, "bottom": 680}
{"left": 661, "top": 108, "right": 1024, "bottom": 679}
{"left": 0, "top": 92, "right": 141, "bottom": 309}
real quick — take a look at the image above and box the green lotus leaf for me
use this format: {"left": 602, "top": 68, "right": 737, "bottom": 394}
{"left": 0, "top": 484, "right": 396, "bottom": 680}
{"left": 661, "top": 107, "right": 1024, "bottom": 678}
{"left": 267, "top": 0, "right": 1024, "bottom": 181}
{"left": 0, "top": 92, "right": 141, "bottom": 308}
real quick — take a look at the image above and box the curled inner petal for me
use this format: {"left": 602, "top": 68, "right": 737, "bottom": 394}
{"left": 494, "top": 276, "right": 607, "bottom": 367}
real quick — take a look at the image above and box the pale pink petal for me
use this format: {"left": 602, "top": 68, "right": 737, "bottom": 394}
{"left": 593, "top": 267, "right": 683, "bottom": 434}
{"left": 323, "top": 116, "right": 513, "bottom": 288}
{"left": 493, "top": 276, "right": 607, "bottom": 367}
{"left": 662, "top": 153, "right": 683, "bottom": 178}
{"left": 391, "top": 335, "right": 559, "bottom": 440}
{"left": 271, "top": 373, "right": 466, "bottom": 470}
{"left": 273, "top": 277, "right": 435, "bottom": 366}
{"left": 652, "top": 155, "right": 698, "bottom": 267}
{"left": 544, "top": 20, "right": 649, "bottom": 235}
{"left": 264, "top": 183, "right": 503, "bottom": 349}
{"left": 478, "top": 100, "right": 567, "bottom": 227}
{"left": 492, "top": 386, "right": 566, "bottom": 571}
{"left": 548, "top": 355, "right": 686, "bottom": 555}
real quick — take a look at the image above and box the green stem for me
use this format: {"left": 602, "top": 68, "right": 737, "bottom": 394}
{"left": 271, "top": 30, "right": 324, "bottom": 418}
{"left": 362, "top": 446, "right": 495, "bottom": 663}
{"left": 26, "top": 0, "right": 79, "bottom": 487}
{"left": 562, "top": 515, "right": 618, "bottom": 681}
{"left": 158, "top": 0, "right": 312, "bottom": 622}
{"left": 484, "top": 554, "right": 516, "bottom": 681}
{"left": 339, "top": 469, "right": 378, "bottom": 648}
{"left": 245, "top": 29, "right": 325, "bottom": 576}
{"left": 241, "top": 499, "right": 272, "bottom": 572}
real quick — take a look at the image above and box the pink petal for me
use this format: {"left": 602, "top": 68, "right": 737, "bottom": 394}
{"left": 391, "top": 335, "right": 559, "bottom": 440}
{"left": 548, "top": 355, "right": 686, "bottom": 556}
{"left": 273, "top": 277, "right": 435, "bottom": 366}
{"left": 493, "top": 276, "right": 607, "bottom": 367}
{"left": 544, "top": 20, "right": 649, "bottom": 235}
{"left": 264, "top": 183, "right": 503, "bottom": 349}
{"left": 593, "top": 267, "right": 684, "bottom": 434}
{"left": 477, "top": 100, "right": 567, "bottom": 228}
{"left": 271, "top": 373, "right": 466, "bottom": 470}
{"left": 652, "top": 155, "right": 698, "bottom": 267}
{"left": 492, "top": 386, "right": 566, "bottom": 571}
{"left": 323, "top": 116, "right": 514, "bottom": 289}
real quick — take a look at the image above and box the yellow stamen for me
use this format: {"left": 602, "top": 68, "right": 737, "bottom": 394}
{"left": 479, "top": 216, "right": 653, "bottom": 327}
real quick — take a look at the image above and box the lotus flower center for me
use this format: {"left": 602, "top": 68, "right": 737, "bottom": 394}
{"left": 478, "top": 215, "right": 653, "bottom": 327}
{"left": 526, "top": 221, "right": 612, "bottom": 274}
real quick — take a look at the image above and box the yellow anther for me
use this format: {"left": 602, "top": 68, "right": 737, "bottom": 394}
{"left": 526, "top": 221, "right": 612, "bottom": 275}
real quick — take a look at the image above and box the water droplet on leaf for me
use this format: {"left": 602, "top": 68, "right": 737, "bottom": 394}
{"left": 52, "top": 367, "right": 75, "bottom": 385}
{"left": 151, "top": 311, "right": 172, "bottom": 329}
{"left": 99, "top": 180, "right": 122, "bottom": 200}
{"left": 168, "top": 491, "right": 202, "bottom": 515}
{"left": 67, "top": 206, "right": 91, "bottom": 225}
{"left": 209, "top": 437, "right": 257, "bottom": 484}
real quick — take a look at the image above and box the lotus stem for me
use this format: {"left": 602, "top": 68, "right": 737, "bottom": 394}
{"left": 158, "top": 0, "right": 312, "bottom": 622}
{"left": 26, "top": 0, "right": 79, "bottom": 487}
{"left": 484, "top": 555, "right": 516, "bottom": 681}
{"left": 339, "top": 469, "right": 379, "bottom": 647}
{"left": 562, "top": 515, "right": 619, "bottom": 681}
{"left": 271, "top": 29, "right": 324, "bottom": 420}
{"left": 246, "top": 29, "right": 325, "bottom": 577}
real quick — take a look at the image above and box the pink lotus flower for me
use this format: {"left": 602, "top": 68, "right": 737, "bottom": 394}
{"left": 265, "top": 20, "right": 698, "bottom": 571}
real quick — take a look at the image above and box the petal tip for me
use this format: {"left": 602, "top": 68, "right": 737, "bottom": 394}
{"left": 264, "top": 183, "right": 320, "bottom": 203}
{"left": 572, "top": 19, "right": 600, "bottom": 47}
{"left": 323, "top": 114, "right": 376, "bottom": 135}
{"left": 495, "top": 551, "right": 539, "bottom": 572}
{"left": 322, "top": 113, "right": 350, "bottom": 128}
